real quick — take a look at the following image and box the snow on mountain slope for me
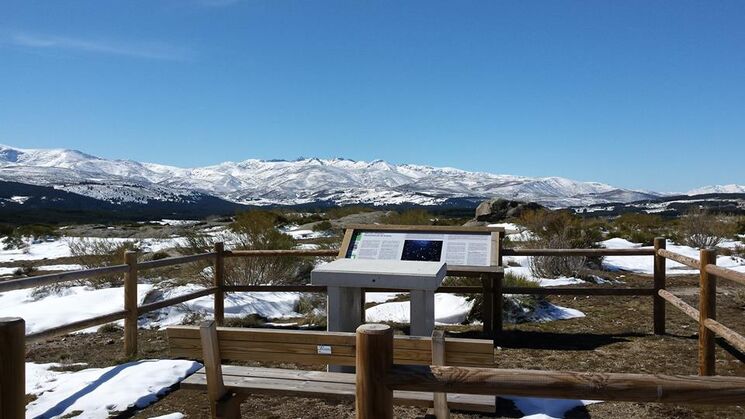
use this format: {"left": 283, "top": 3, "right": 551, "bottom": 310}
{"left": 0, "top": 144, "right": 663, "bottom": 207}
{"left": 688, "top": 184, "right": 745, "bottom": 195}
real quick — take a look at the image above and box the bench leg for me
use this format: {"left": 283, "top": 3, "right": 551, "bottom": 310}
{"left": 212, "top": 393, "right": 245, "bottom": 419}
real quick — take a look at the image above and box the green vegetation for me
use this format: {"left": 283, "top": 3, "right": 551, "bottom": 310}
{"left": 607, "top": 213, "right": 672, "bottom": 245}
{"left": 67, "top": 238, "right": 140, "bottom": 288}
{"left": 677, "top": 208, "right": 738, "bottom": 249}
{"left": 449, "top": 272, "right": 542, "bottom": 324}
{"left": 325, "top": 206, "right": 374, "bottom": 220}
{"left": 1, "top": 223, "right": 60, "bottom": 250}
{"left": 517, "top": 209, "right": 602, "bottom": 278}
{"left": 380, "top": 209, "right": 434, "bottom": 225}
{"left": 312, "top": 220, "right": 333, "bottom": 232}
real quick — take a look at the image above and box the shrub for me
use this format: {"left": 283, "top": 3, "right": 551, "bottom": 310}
{"left": 518, "top": 209, "right": 601, "bottom": 278}
{"left": 312, "top": 220, "right": 333, "bottom": 232}
{"left": 176, "top": 211, "right": 309, "bottom": 287}
{"left": 294, "top": 294, "right": 327, "bottom": 327}
{"left": 97, "top": 323, "right": 122, "bottom": 333}
{"left": 609, "top": 213, "right": 670, "bottom": 245}
{"left": 2, "top": 235, "right": 27, "bottom": 251}
{"left": 678, "top": 208, "right": 738, "bottom": 249}
{"left": 380, "top": 209, "right": 433, "bottom": 225}
{"left": 224, "top": 313, "right": 268, "bottom": 328}
{"left": 453, "top": 272, "right": 542, "bottom": 323}
{"left": 149, "top": 251, "right": 170, "bottom": 261}
{"left": 68, "top": 238, "right": 140, "bottom": 287}
{"left": 325, "top": 206, "right": 373, "bottom": 220}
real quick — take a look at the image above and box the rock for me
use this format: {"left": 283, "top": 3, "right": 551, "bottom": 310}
{"left": 474, "top": 198, "right": 544, "bottom": 223}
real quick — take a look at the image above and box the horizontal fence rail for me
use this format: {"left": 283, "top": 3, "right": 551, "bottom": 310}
{"left": 0, "top": 264, "right": 129, "bottom": 293}
{"left": 657, "top": 289, "right": 700, "bottom": 321}
{"left": 705, "top": 264, "right": 745, "bottom": 287}
{"left": 137, "top": 287, "right": 219, "bottom": 316}
{"left": 657, "top": 248, "right": 701, "bottom": 269}
{"left": 502, "top": 248, "right": 655, "bottom": 256}
{"left": 224, "top": 249, "right": 339, "bottom": 257}
{"left": 384, "top": 365, "right": 745, "bottom": 404}
{"left": 26, "top": 309, "right": 129, "bottom": 344}
{"left": 137, "top": 252, "right": 216, "bottom": 270}
{"left": 355, "top": 324, "right": 745, "bottom": 419}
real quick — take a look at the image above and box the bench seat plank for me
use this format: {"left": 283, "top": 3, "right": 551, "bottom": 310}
{"left": 181, "top": 366, "right": 496, "bottom": 413}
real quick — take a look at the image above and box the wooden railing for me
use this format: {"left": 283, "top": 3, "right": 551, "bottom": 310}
{"left": 354, "top": 324, "right": 745, "bottom": 419}
{"left": 4, "top": 237, "right": 745, "bottom": 418}
{"left": 654, "top": 243, "right": 745, "bottom": 376}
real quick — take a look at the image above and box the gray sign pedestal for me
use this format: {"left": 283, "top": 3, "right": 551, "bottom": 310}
{"left": 311, "top": 259, "right": 447, "bottom": 372}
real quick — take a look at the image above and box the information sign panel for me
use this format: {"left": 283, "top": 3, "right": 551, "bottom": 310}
{"left": 345, "top": 230, "right": 493, "bottom": 266}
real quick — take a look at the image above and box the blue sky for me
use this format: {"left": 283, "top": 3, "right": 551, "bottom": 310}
{"left": 1, "top": 1, "right": 743, "bottom": 192}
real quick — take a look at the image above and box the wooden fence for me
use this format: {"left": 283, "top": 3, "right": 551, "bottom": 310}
{"left": 2, "top": 237, "right": 745, "bottom": 418}
{"left": 355, "top": 324, "right": 745, "bottom": 419}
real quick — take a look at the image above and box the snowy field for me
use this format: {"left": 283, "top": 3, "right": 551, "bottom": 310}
{"left": 25, "top": 360, "right": 200, "bottom": 418}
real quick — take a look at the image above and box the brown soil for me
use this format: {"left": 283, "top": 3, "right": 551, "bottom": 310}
{"left": 24, "top": 274, "right": 745, "bottom": 418}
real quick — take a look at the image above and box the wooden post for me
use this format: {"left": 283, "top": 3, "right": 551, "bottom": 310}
{"left": 653, "top": 237, "right": 667, "bottom": 335}
{"left": 214, "top": 242, "right": 225, "bottom": 326}
{"left": 356, "top": 324, "right": 393, "bottom": 419}
{"left": 699, "top": 248, "right": 717, "bottom": 376}
{"left": 494, "top": 231, "right": 505, "bottom": 339}
{"left": 431, "top": 330, "right": 450, "bottom": 419}
{"left": 124, "top": 251, "right": 138, "bottom": 358}
{"left": 481, "top": 274, "right": 493, "bottom": 336}
{"left": 493, "top": 272, "right": 503, "bottom": 337}
{"left": 0, "top": 317, "right": 25, "bottom": 419}
{"left": 200, "top": 320, "right": 240, "bottom": 418}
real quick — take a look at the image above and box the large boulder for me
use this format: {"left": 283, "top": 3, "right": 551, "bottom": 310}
{"left": 474, "top": 198, "right": 544, "bottom": 222}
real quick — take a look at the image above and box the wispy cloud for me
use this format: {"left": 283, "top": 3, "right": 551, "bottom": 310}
{"left": 8, "top": 32, "right": 193, "bottom": 61}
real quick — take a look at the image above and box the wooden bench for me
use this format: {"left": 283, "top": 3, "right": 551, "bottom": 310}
{"left": 167, "top": 322, "right": 495, "bottom": 418}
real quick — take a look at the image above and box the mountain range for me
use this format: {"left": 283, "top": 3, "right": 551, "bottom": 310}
{"left": 0, "top": 144, "right": 743, "bottom": 219}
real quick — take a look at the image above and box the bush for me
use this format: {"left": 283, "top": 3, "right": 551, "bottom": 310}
{"left": 176, "top": 211, "right": 310, "bottom": 287}
{"left": 294, "top": 294, "right": 327, "bottom": 327}
{"left": 226, "top": 211, "right": 305, "bottom": 286}
{"left": 380, "top": 209, "right": 433, "bottom": 225}
{"left": 609, "top": 213, "right": 670, "bottom": 245}
{"left": 224, "top": 313, "right": 268, "bottom": 328}
{"left": 452, "top": 272, "right": 543, "bottom": 323}
{"left": 68, "top": 238, "right": 140, "bottom": 287}
{"left": 518, "top": 209, "right": 602, "bottom": 278}
{"left": 312, "top": 220, "right": 333, "bottom": 232}
{"left": 678, "top": 208, "right": 738, "bottom": 249}
{"left": 325, "top": 206, "right": 373, "bottom": 220}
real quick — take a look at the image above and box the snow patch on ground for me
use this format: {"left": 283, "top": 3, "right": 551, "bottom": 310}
{"left": 504, "top": 265, "right": 585, "bottom": 287}
{"left": 365, "top": 292, "right": 403, "bottom": 304}
{"left": 601, "top": 238, "right": 745, "bottom": 274}
{"left": 37, "top": 264, "right": 86, "bottom": 271}
{"left": 148, "top": 414, "right": 185, "bottom": 419}
{"left": 0, "top": 284, "right": 302, "bottom": 334}
{"left": 0, "top": 236, "right": 187, "bottom": 263}
{"left": 365, "top": 293, "right": 584, "bottom": 325}
{"left": 488, "top": 223, "right": 536, "bottom": 241}
{"left": 511, "top": 397, "right": 598, "bottom": 419}
{"left": 25, "top": 360, "right": 200, "bottom": 418}
{"left": 0, "top": 266, "right": 19, "bottom": 276}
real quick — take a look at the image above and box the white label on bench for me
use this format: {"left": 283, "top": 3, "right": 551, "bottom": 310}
{"left": 317, "top": 345, "right": 332, "bottom": 355}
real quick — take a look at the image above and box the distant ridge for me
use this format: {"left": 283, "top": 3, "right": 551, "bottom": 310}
{"left": 0, "top": 144, "right": 740, "bottom": 210}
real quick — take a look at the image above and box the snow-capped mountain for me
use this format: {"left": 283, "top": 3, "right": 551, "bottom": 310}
{"left": 687, "top": 184, "right": 745, "bottom": 195}
{"left": 0, "top": 143, "right": 706, "bottom": 209}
